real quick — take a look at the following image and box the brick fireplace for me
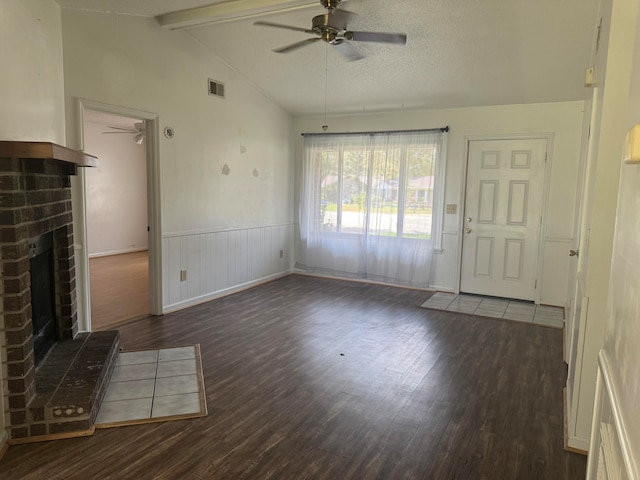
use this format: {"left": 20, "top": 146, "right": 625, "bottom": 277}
{"left": 0, "top": 142, "right": 119, "bottom": 441}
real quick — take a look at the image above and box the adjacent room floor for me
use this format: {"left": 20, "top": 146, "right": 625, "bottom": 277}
{"left": 89, "top": 251, "right": 149, "bottom": 330}
{"left": 0, "top": 275, "right": 586, "bottom": 479}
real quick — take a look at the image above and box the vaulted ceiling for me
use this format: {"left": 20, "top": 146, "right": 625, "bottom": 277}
{"left": 55, "top": 0, "right": 600, "bottom": 116}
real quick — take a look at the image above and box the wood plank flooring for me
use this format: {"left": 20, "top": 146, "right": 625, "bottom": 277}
{"left": 0, "top": 275, "right": 586, "bottom": 479}
{"left": 89, "top": 251, "right": 149, "bottom": 330}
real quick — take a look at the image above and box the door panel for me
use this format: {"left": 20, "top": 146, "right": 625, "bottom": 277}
{"left": 474, "top": 237, "right": 494, "bottom": 277}
{"left": 478, "top": 181, "right": 498, "bottom": 223}
{"left": 460, "top": 138, "right": 547, "bottom": 300}
{"left": 504, "top": 239, "right": 524, "bottom": 280}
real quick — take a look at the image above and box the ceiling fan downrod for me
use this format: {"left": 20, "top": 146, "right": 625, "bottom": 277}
{"left": 321, "top": 0, "right": 342, "bottom": 10}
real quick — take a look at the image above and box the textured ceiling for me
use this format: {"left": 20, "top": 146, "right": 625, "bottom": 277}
{"left": 55, "top": 0, "right": 600, "bottom": 116}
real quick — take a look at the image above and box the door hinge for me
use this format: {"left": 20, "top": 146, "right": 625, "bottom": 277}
{"left": 535, "top": 280, "right": 537, "bottom": 289}
{"left": 544, "top": 152, "right": 548, "bottom": 163}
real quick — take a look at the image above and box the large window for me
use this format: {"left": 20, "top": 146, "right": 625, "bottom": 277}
{"left": 298, "top": 129, "right": 447, "bottom": 288}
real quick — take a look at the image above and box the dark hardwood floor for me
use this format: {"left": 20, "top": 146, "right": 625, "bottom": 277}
{"left": 0, "top": 275, "right": 586, "bottom": 479}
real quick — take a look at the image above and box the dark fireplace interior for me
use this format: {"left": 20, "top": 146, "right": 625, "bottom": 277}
{"left": 29, "top": 231, "right": 58, "bottom": 366}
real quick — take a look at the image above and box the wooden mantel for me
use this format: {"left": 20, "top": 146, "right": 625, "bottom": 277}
{"left": 0, "top": 141, "right": 98, "bottom": 168}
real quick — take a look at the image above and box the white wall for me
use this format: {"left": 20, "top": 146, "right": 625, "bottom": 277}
{"left": 293, "top": 101, "right": 584, "bottom": 304}
{"left": 83, "top": 120, "right": 148, "bottom": 257}
{"left": 0, "top": 0, "right": 67, "bottom": 451}
{"left": 597, "top": 0, "right": 640, "bottom": 474}
{"left": 0, "top": 0, "right": 66, "bottom": 144}
{"left": 60, "top": 10, "right": 295, "bottom": 312}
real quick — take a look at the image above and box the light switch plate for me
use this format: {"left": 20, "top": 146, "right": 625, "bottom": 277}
{"left": 623, "top": 124, "right": 640, "bottom": 164}
{"left": 584, "top": 66, "right": 595, "bottom": 87}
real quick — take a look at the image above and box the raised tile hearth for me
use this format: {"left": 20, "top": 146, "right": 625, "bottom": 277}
{"left": 22, "top": 331, "right": 120, "bottom": 439}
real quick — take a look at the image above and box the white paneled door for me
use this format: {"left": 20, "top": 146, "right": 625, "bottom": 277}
{"left": 460, "top": 138, "right": 547, "bottom": 301}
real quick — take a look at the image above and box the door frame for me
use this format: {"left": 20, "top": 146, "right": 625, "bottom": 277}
{"left": 566, "top": 87, "right": 600, "bottom": 363}
{"left": 74, "top": 99, "right": 163, "bottom": 330}
{"left": 456, "top": 133, "right": 554, "bottom": 304}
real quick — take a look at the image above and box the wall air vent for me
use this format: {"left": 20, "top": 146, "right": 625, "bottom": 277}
{"left": 208, "top": 79, "right": 225, "bottom": 98}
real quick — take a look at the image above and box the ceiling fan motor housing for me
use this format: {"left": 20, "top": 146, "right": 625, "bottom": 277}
{"left": 312, "top": 14, "right": 347, "bottom": 43}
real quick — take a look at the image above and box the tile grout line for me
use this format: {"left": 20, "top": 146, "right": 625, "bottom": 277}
{"left": 149, "top": 350, "right": 160, "bottom": 419}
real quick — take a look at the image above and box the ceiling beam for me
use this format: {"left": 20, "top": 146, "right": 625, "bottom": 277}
{"left": 156, "top": 0, "right": 323, "bottom": 30}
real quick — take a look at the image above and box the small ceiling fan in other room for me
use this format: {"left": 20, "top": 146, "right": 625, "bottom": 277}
{"left": 101, "top": 122, "right": 145, "bottom": 144}
{"left": 254, "top": 0, "right": 407, "bottom": 61}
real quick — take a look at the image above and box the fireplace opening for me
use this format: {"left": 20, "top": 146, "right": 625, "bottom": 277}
{"left": 29, "top": 231, "right": 58, "bottom": 366}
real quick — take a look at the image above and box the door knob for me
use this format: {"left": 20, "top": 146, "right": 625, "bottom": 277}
{"left": 569, "top": 249, "right": 579, "bottom": 257}
{"left": 466, "top": 217, "right": 472, "bottom": 223}
{"left": 465, "top": 227, "right": 472, "bottom": 234}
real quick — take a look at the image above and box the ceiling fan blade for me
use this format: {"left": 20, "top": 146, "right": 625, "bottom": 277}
{"left": 274, "top": 37, "right": 321, "bottom": 54}
{"left": 105, "top": 126, "right": 138, "bottom": 132}
{"left": 254, "top": 21, "right": 310, "bottom": 34}
{"left": 332, "top": 40, "right": 364, "bottom": 62}
{"left": 348, "top": 31, "right": 407, "bottom": 45}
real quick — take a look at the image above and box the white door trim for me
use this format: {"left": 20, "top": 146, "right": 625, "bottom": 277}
{"left": 456, "top": 133, "right": 554, "bottom": 304}
{"left": 74, "top": 99, "right": 163, "bottom": 330}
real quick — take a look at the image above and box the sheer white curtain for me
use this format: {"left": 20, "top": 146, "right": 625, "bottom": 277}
{"left": 297, "top": 129, "right": 447, "bottom": 288}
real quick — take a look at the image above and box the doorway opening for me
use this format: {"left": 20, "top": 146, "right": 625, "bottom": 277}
{"left": 83, "top": 109, "right": 150, "bottom": 329}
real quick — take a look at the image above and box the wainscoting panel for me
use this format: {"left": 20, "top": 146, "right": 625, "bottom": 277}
{"left": 586, "top": 351, "right": 638, "bottom": 480}
{"left": 162, "top": 224, "right": 294, "bottom": 313}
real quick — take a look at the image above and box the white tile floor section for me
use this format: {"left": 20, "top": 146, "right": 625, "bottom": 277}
{"left": 96, "top": 345, "right": 205, "bottom": 426}
{"left": 420, "top": 292, "right": 564, "bottom": 328}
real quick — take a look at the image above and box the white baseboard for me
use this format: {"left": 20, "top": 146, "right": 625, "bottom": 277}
{"left": 428, "top": 284, "right": 455, "bottom": 293}
{"left": 88, "top": 247, "right": 148, "bottom": 258}
{"left": 567, "top": 434, "right": 590, "bottom": 453}
{"left": 162, "top": 271, "right": 291, "bottom": 314}
{"left": 293, "top": 270, "right": 435, "bottom": 292}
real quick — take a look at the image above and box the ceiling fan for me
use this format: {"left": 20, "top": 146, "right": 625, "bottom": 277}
{"left": 101, "top": 122, "right": 145, "bottom": 144}
{"left": 254, "top": 0, "right": 407, "bottom": 61}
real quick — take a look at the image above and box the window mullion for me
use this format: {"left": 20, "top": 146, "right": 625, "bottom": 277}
{"left": 397, "top": 145, "right": 408, "bottom": 237}
{"left": 337, "top": 146, "right": 344, "bottom": 232}
{"left": 364, "top": 138, "right": 374, "bottom": 238}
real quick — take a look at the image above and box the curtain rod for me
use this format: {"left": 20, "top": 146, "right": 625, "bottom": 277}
{"left": 301, "top": 126, "right": 449, "bottom": 137}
